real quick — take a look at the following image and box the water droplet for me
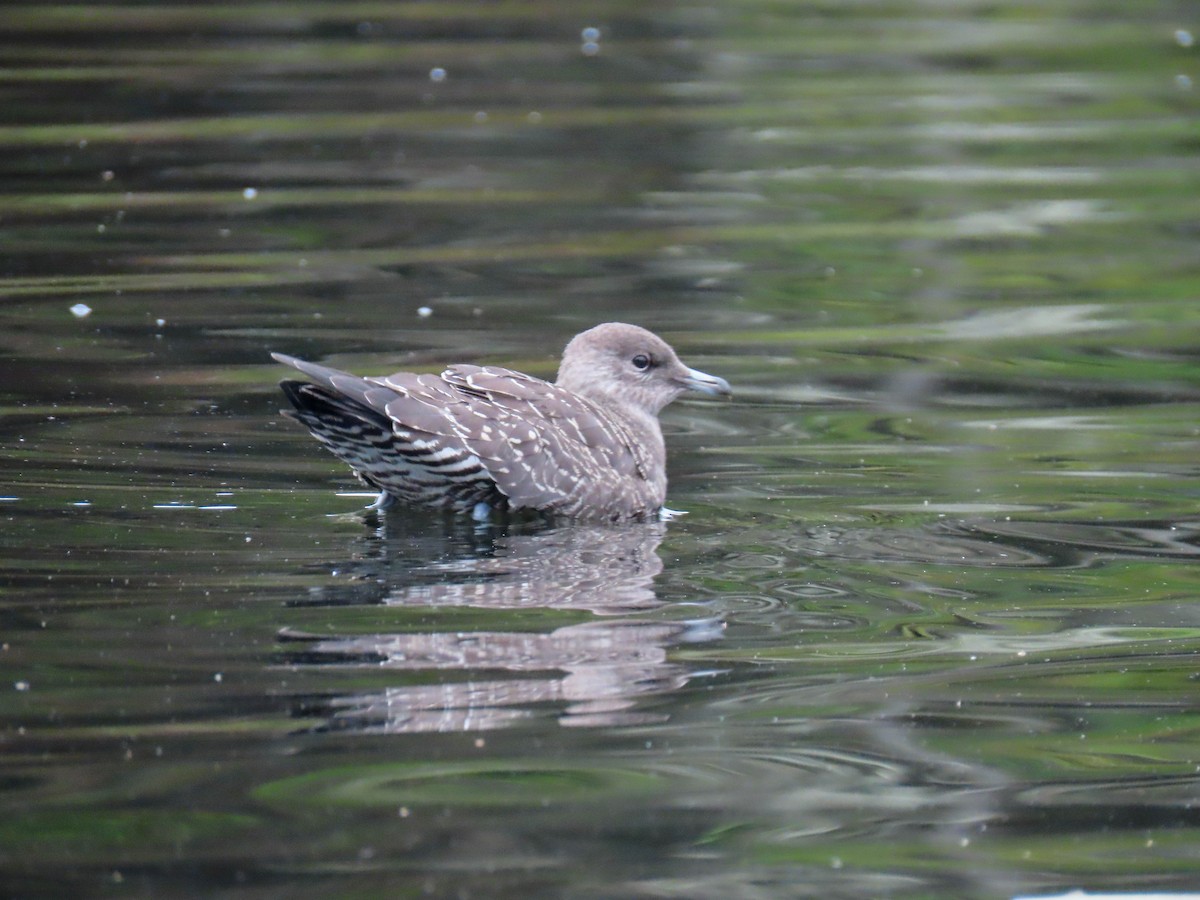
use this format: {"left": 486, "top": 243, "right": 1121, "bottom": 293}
{"left": 70, "top": 303, "right": 92, "bottom": 318}
{"left": 1175, "top": 29, "right": 1194, "bottom": 48}
{"left": 473, "top": 110, "right": 488, "bottom": 123}
{"left": 429, "top": 67, "right": 446, "bottom": 82}
{"left": 417, "top": 306, "right": 433, "bottom": 318}
{"left": 581, "top": 26, "right": 601, "bottom": 41}
{"left": 581, "top": 41, "right": 600, "bottom": 56}
{"left": 242, "top": 187, "right": 258, "bottom": 200}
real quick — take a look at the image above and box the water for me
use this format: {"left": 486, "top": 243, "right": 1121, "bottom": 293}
{"left": 3, "top": 2, "right": 1200, "bottom": 897}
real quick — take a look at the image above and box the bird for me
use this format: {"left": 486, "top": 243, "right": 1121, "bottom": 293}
{"left": 271, "top": 322, "right": 731, "bottom": 522}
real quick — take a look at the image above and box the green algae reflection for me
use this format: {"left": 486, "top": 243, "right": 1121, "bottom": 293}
{"left": 254, "top": 759, "right": 666, "bottom": 810}
{"left": 0, "top": 809, "right": 257, "bottom": 857}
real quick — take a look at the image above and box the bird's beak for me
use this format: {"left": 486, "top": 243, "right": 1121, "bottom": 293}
{"left": 679, "top": 366, "right": 733, "bottom": 397}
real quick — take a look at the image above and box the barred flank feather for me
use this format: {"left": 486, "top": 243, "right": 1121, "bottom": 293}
{"left": 277, "top": 379, "right": 503, "bottom": 511}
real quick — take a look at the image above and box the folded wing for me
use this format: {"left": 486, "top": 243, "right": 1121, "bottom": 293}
{"left": 374, "top": 364, "right": 655, "bottom": 517}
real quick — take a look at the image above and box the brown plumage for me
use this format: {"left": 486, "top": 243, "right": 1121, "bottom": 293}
{"left": 272, "top": 322, "right": 731, "bottom": 521}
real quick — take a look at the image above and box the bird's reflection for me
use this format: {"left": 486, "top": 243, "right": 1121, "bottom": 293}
{"left": 279, "top": 515, "right": 722, "bottom": 733}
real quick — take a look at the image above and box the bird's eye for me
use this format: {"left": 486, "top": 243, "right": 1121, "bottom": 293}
{"left": 631, "top": 354, "right": 651, "bottom": 371}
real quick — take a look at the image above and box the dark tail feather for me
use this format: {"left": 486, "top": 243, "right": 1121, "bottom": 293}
{"left": 278, "top": 379, "right": 393, "bottom": 431}
{"left": 277, "top": 380, "right": 398, "bottom": 487}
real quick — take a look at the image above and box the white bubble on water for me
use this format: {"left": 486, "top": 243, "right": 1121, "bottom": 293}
{"left": 70, "top": 303, "right": 92, "bottom": 318}
{"left": 429, "top": 67, "right": 446, "bottom": 82}
{"left": 1175, "top": 29, "right": 1194, "bottom": 48}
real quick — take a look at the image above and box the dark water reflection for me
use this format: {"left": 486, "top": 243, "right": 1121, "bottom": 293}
{"left": 3, "top": 0, "right": 1200, "bottom": 897}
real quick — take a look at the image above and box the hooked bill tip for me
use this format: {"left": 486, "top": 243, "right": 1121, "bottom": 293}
{"left": 680, "top": 367, "right": 732, "bottom": 397}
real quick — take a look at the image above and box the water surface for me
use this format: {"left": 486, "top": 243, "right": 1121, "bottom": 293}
{"left": 2, "top": 2, "right": 1199, "bottom": 897}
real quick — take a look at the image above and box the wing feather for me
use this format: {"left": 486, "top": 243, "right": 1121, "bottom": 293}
{"left": 434, "top": 365, "right": 658, "bottom": 515}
